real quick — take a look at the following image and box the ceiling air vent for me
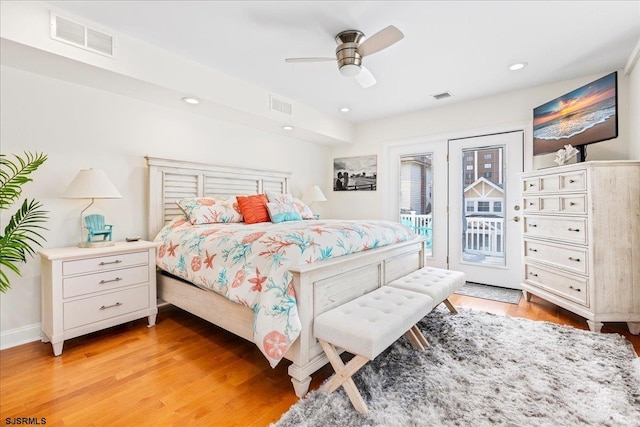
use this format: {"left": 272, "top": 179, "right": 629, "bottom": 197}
{"left": 269, "top": 95, "right": 293, "bottom": 116}
{"left": 50, "top": 13, "right": 116, "bottom": 58}
{"left": 431, "top": 91, "right": 453, "bottom": 101}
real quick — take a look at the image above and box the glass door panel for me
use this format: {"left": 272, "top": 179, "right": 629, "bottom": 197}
{"left": 399, "top": 153, "right": 433, "bottom": 257}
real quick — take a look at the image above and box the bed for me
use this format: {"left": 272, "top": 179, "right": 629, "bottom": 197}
{"left": 146, "top": 156, "right": 426, "bottom": 397}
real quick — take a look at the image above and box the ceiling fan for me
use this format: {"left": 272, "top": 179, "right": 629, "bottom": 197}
{"left": 285, "top": 25, "right": 404, "bottom": 88}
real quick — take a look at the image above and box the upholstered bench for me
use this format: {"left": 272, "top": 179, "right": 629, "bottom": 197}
{"left": 314, "top": 286, "right": 434, "bottom": 414}
{"left": 387, "top": 266, "right": 466, "bottom": 314}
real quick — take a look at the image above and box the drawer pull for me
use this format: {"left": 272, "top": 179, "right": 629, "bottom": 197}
{"left": 528, "top": 183, "right": 535, "bottom": 187}
{"left": 99, "top": 302, "right": 123, "bottom": 310}
{"left": 529, "top": 248, "right": 538, "bottom": 252}
{"left": 569, "top": 202, "right": 576, "bottom": 206}
{"left": 529, "top": 224, "right": 537, "bottom": 228}
{"left": 568, "top": 257, "right": 581, "bottom": 262}
{"left": 529, "top": 272, "right": 539, "bottom": 277}
{"left": 99, "top": 260, "right": 122, "bottom": 266}
{"left": 569, "top": 179, "right": 575, "bottom": 184}
{"left": 528, "top": 202, "right": 534, "bottom": 206}
{"left": 99, "top": 277, "right": 123, "bottom": 284}
{"left": 568, "top": 286, "right": 581, "bottom": 292}
{"left": 568, "top": 228, "right": 580, "bottom": 232}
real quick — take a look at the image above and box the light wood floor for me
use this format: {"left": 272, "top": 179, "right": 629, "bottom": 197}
{"left": 1, "top": 293, "right": 638, "bottom": 426}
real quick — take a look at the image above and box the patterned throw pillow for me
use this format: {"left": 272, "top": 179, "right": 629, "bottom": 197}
{"left": 177, "top": 197, "right": 243, "bottom": 224}
{"left": 266, "top": 202, "right": 302, "bottom": 223}
{"left": 266, "top": 191, "right": 293, "bottom": 204}
{"left": 291, "top": 197, "right": 315, "bottom": 219}
{"left": 236, "top": 194, "right": 270, "bottom": 224}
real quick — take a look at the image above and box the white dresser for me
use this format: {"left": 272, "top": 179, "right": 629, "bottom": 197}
{"left": 520, "top": 161, "right": 640, "bottom": 334}
{"left": 39, "top": 241, "right": 158, "bottom": 355}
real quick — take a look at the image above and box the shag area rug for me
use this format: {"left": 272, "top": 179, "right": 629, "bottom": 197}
{"left": 273, "top": 309, "right": 640, "bottom": 427}
{"left": 455, "top": 282, "right": 522, "bottom": 304}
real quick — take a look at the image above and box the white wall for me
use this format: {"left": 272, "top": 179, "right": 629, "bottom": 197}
{"left": 0, "top": 65, "right": 331, "bottom": 347}
{"left": 329, "top": 71, "right": 632, "bottom": 220}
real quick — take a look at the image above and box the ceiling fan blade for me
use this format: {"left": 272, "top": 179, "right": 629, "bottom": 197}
{"left": 354, "top": 66, "right": 376, "bottom": 88}
{"left": 285, "top": 57, "right": 336, "bottom": 63}
{"left": 357, "top": 25, "right": 404, "bottom": 57}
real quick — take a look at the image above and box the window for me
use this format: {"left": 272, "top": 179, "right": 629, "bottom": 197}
{"left": 466, "top": 165, "right": 473, "bottom": 171}
{"left": 478, "top": 201, "right": 490, "bottom": 212}
{"left": 484, "top": 163, "right": 492, "bottom": 169}
{"left": 484, "top": 154, "right": 492, "bottom": 160}
{"left": 466, "top": 201, "right": 474, "bottom": 213}
{"left": 493, "top": 201, "right": 502, "bottom": 213}
{"left": 484, "top": 172, "right": 492, "bottom": 179}
{"left": 465, "top": 173, "right": 473, "bottom": 180}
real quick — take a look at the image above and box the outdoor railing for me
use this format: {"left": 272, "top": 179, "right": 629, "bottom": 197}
{"left": 400, "top": 212, "right": 504, "bottom": 257}
{"left": 464, "top": 217, "right": 504, "bottom": 256}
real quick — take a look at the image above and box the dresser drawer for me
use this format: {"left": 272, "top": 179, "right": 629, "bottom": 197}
{"left": 558, "top": 171, "right": 587, "bottom": 192}
{"left": 524, "top": 239, "right": 588, "bottom": 275}
{"left": 524, "top": 263, "right": 588, "bottom": 306}
{"left": 63, "top": 251, "right": 149, "bottom": 276}
{"left": 522, "top": 194, "right": 587, "bottom": 215}
{"left": 63, "top": 265, "right": 149, "bottom": 298}
{"left": 524, "top": 215, "right": 587, "bottom": 245}
{"left": 63, "top": 285, "right": 149, "bottom": 330}
{"left": 314, "top": 263, "right": 381, "bottom": 314}
{"left": 522, "top": 170, "right": 586, "bottom": 194}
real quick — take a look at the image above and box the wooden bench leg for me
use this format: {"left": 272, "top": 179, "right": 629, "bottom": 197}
{"left": 443, "top": 298, "right": 458, "bottom": 314}
{"left": 318, "top": 340, "right": 370, "bottom": 415}
{"left": 411, "top": 325, "right": 429, "bottom": 348}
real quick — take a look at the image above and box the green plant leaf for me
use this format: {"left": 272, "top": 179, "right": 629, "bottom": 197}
{"left": 0, "top": 152, "right": 47, "bottom": 210}
{"left": 0, "top": 151, "right": 48, "bottom": 292}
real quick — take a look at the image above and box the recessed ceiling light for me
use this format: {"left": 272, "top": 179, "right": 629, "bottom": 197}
{"left": 509, "top": 62, "right": 528, "bottom": 71}
{"left": 340, "top": 107, "right": 350, "bottom": 113}
{"left": 181, "top": 96, "right": 200, "bottom": 104}
{"left": 282, "top": 125, "right": 294, "bottom": 131}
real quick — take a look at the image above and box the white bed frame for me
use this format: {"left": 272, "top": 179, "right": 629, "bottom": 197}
{"left": 146, "top": 156, "right": 425, "bottom": 397}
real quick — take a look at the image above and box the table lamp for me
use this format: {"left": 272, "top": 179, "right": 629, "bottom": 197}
{"left": 302, "top": 185, "right": 326, "bottom": 219}
{"left": 63, "top": 169, "right": 122, "bottom": 247}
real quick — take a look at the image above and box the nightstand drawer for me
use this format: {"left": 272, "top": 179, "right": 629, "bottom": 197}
{"left": 63, "top": 251, "right": 148, "bottom": 276}
{"left": 63, "top": 265, "right": 149, "bottom": 298}
{"left": 64, "top": 286, "right": 149, "bottom": 330}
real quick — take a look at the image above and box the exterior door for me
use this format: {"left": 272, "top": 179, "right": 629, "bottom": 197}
{"left": 448, "top": 131, "right": 524, "bottom": 288}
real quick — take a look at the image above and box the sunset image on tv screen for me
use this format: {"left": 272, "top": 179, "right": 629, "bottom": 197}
{"left": 533, "top": 72, "right": 617, "bottom": 155}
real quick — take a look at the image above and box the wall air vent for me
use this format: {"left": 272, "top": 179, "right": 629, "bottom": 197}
{"left": 50, "top": 12, "right": 116, "bottom": 58}
{"left": 431, "top": 92, "right": 453, "bottom": 101}
{"left": 269, "top": 95, "right": 293, "bottom": 116}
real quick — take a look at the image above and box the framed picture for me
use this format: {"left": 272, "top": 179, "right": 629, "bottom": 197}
{"left": 333, "top": 155, "right": 377, "bottom": 191}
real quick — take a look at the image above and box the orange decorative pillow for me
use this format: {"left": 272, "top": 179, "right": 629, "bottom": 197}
{"left": 236, "top": 194, "right": 270, "bottom": 224}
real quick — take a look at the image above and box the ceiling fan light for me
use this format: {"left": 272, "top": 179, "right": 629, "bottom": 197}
{"left": 340, "top": 64, "right": 361, "bottom": 77}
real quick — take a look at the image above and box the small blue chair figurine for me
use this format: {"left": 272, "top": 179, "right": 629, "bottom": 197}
{"left": 84, "top": 214, "right": 113, "bottom": 243}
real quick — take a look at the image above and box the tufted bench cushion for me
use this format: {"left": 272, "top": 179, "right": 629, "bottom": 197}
{"left": 315, "top": 286, "right": 434, "bottom": 360}
{"left": 387, "top": 266, "right": 465, "bottom": 313}
{"left": 313, "top": 286, "right": 434, "bottom": 414}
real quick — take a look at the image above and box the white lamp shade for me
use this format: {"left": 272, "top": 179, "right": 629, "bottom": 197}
{"left": 63, "top": 169, "right": 122, "bottom": 199}
{"left": 303, "top": 185, "right": 327, "bottom": 203}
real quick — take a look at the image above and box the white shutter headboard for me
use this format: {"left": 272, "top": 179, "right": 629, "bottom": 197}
{"left": 146, "top": 156, "right": 291, "bottom": 239}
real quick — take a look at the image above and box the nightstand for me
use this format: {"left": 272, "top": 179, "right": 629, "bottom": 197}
{"left": 39, "top": 241, "right": 158, "bottom": 356}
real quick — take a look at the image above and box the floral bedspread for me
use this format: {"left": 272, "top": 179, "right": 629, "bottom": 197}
{"left": 154, "top": 217, "right": 416, "bottom": 367}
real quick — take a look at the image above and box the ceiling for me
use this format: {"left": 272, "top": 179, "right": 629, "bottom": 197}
{"left": 46, "top": 1, "right": 640, "bottom": 123}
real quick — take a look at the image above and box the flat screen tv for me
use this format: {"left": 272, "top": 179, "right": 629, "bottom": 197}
{"left": 533, "top": 71, "right": 618, "bottom": 161}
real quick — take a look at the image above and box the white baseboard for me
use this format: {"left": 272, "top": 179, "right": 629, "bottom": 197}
{"left": 0, "top": 323, "right": 41, "bottom": 350}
